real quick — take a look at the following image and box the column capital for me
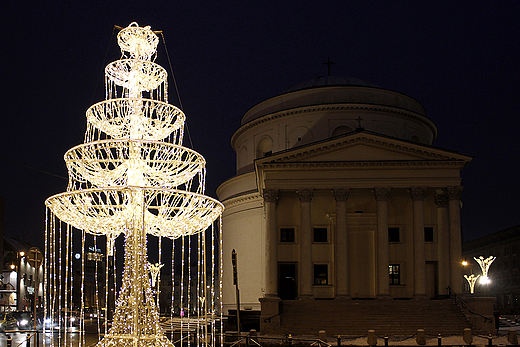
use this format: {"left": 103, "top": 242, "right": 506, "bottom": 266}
{"left": 435, "top": 188, "right": 448, "bottom": 207}
{"left": 298, "top": 188, "right": 314, "bottom": 202}
{"left": 263, "top": 188, "right": 278, "bottom": 203}
{"left": 447, "top": 186, "right": 463, "bottom": 201}
{"left": 409, "top": 186, "right": 427, "bottom": 201}
{"left": 374, "top": 187, "right": 391, "bottom": 201}
{"left": 333, "top": 188, "right": 350, "bottom": 202}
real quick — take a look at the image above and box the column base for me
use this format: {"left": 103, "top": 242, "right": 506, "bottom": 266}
{"left": 299, "top": 294, "right": 314, "bottom": 300}
{"left": 376, "top": 294, "right": 392, "bottom": 300}
{"left": 335, "top": 294, "right": 351, "bottom": 300}
{"left": 413, "top": 293, "right": 429, "bottom": 300}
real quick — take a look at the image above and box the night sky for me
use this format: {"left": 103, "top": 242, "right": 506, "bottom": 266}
{"left": 1, "top": 1, "right": 519, "bottom": 248}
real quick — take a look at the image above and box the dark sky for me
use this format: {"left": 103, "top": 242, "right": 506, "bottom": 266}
{"left": 1, "top": 1, "right": 519, "bottom": 248}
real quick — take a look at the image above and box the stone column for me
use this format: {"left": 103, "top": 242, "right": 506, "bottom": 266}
{"left": 375, "top": 187, "right": 391, "bottom": 298}
{"left": 447, "top": 186, "right": 464, "bottom": 294}
{"left": 299, "top": 188, "right": 314, "bottom": 298}
{"left": 263, "top": 188, "right": 278, "bottom": 297}
{"left": 334, "top": 188, "right": 350, "bottom": 299}
{"left": 435, "top": 189, "right": 450, "bottom": 295}
{"left": 410, "top": 186, "right": 427, "bottom": 298}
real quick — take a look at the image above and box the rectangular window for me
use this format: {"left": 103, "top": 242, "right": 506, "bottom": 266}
{"left": 389, "top": 264, "right": 401, "bottom": 285}
{"left": 313, "top": 227, "right": 328, "bottom": 243}
{"left": 280, "top": 228, "right": 295, "bottom": 243}
{"left": 424, "top": 227, "right": 434, "bottom": 242}
{"left": 314, "top": 264, "right": 328, "bottom": 285}
{"left": 388, "top": 227, "right": 400, "bottom": 243}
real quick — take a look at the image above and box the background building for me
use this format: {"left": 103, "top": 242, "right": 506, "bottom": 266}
{"left": 463, "top": 225, "right": 520, "bottom": 314}
{"left": 1, "top": 236, "right": 43, "bottom": 312}
{"left": 217, "top": 76, "right": 472, "bottom": 324}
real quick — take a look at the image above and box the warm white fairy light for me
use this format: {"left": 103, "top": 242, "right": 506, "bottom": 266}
{"left": 149, "top": 262, "right": 164, "bottom": 287}
{"left": 45, "top": 22, "right": 223, "bottom": 347}
{"left": 464, "top": 274, "right": 480, "bottom": 294}
{"left": 474, "top": 255, "right": 496, "bottom": 284}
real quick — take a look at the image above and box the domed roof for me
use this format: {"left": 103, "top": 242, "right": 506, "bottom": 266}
{"left": 285, "top": 75, "right": 380, "bottom": 93}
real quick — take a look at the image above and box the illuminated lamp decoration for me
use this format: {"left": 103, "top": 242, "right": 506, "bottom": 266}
{"left": 463, "top": 274, "right": 480, "bottom": 294}
{"left": 149, "top": 263, "right": 164, "bottom": 288}
{"left": 474, "top": 255, "right": 496, "bottom": 285}
{"left": 45, "top": 23, "right": 224, "bottom": 347}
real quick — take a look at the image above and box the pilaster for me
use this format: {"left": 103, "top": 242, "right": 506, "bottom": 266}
{"left": 374, "top": 187, "right": 391, "bottom": 298}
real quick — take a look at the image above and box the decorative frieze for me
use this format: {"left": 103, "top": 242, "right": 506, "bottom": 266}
{"left": 447, "top": 186, "right": 463, "bottom": 201}
{"left": 263, "top": 188, "right": 279, "bottom": 203}
{"left": 374, "top": 187, "right": 391, "bottom": 201}
{"left": 435, "top": 188, "right": 448, "bottom": 207}
{"left": 333, "top": 188, "right": 350, "bottom": 202}
{"left": 298, "top": 188, "right": 314, "bottom": 202}
{"left": 409, "top": 186, "right": 426, "bottom": 201}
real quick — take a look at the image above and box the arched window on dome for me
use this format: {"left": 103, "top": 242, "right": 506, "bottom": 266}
{"left": 256, "top": 137, "right": 273, "bottom": 159}
{"left": 331, "top": 125, "right": 353, "bottom": 138}
{"left": 410, "top": 135, "right": 421, "bottom": 143}
{"left": 238, "top": 145, "right": 247, "bottom": 165}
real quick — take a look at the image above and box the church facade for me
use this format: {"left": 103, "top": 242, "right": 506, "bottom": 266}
{"left": 217, "top": 76, "right": 471, "bottom": 318}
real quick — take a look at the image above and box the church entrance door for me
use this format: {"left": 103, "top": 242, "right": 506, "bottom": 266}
{"left": 278, "top": 263, "right": 297, "bottom": 300}
{"left": 426, "top": 261, "right": 438, "bottom": 298}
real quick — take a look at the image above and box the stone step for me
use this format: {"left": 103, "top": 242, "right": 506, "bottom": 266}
{"left": 272, "top": 299, "right": 472, "bottom": 336}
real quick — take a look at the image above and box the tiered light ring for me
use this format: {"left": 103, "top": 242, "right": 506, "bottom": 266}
{"left": 45, "top": 22, "right": 223, "bottom": 347}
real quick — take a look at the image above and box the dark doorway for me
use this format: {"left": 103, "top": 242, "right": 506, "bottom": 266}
{"left": 426, "top": 261, "right": 438, "bottom": 298}
{"left": 278, "top": 263, "right": 297, "bottom": 300}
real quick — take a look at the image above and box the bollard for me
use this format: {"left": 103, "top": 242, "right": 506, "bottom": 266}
{"left": 337, "top": 335, "right": 341, "bottom": 347}
{"left": 463, "top": 328, "right": 473, "bottom": 345}
{"left": 488, "top": 333, "right": 492, "bottom": 347}
{"left": 508, "top": 329, "right": 518, "bottom": 345}
{"left": 416, "top": 329, "right": 426, "bottom": 346}
{"left": 27, "top": 333, "right": 31, "bottom": 347}
{"left": 367, "top": 330, "right": 377, "bottom": 347}
{"left": 384, "top": 335, "right": 389, "bottom": 347}
{"left": 250, "top": 329, "right": 257, "bottom": 344}
{"left": 319, "top": 330, "right": 327, "bottom": 343}
{"left": 438, "top": 334, "right": 442, "bottom": 347}
{"left": 288, "top": 334, "right": 292, "bottom": 346}
{"left": 6, "top": 335, "right": 12, "bottom": 347}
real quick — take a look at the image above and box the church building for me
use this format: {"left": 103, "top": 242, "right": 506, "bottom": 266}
{"left": 216, "top": 76, "right": 472, "bottom": 329}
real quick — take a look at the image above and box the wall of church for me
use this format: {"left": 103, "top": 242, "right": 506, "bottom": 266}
{"left": 221, "top": 195, "right": 264, "bottom": 313}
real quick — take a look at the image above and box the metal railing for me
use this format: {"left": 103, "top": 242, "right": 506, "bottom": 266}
{"left": 446, "top": 285, "right": 492, "bottom": 323}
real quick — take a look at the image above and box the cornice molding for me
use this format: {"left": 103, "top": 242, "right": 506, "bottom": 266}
{"left": 260, "top": 134, "right": 469, "bottom": 163}
{"left": 222, "top": 191, "right": 261, "bottom": 208}
{"left": 231, "top": 103, "right": 436, "bottom": 148}
{"left": 259, "top": 160, "right": 469, "bottom": 170}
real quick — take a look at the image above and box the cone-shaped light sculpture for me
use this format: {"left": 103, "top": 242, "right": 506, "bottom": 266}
{"left": 45, "top": 22, "right": 224, "bottom": 347}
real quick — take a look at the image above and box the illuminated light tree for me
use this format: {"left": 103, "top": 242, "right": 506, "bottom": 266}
{"left": 45, "top": 23, "right": 224, "bottom": 347}
{"left": 474, "top": 256, "right": 496, "bottom": 285}
{"left": 464, "top": 274, "right": 480, "bottom": 294}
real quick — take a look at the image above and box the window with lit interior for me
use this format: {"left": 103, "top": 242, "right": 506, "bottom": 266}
{"left": 314, "top": 264, "right": 328, "bottom": 285}
{"left": 389, "top": 264, "right": 400, "bottom": 285}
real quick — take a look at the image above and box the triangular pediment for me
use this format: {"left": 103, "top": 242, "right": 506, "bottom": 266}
{"left": 256, "top": 132, "right": 472, "bottom": 165}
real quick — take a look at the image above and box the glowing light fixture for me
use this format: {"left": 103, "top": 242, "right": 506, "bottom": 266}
{"left": 474, "top": 255, "right": 496, "bottom": 285}
{"left": 464, "top": 274, "right": 480, "bottom": 294}
{"left": 45, "top": 22, "right": 223, "bottom": 347}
